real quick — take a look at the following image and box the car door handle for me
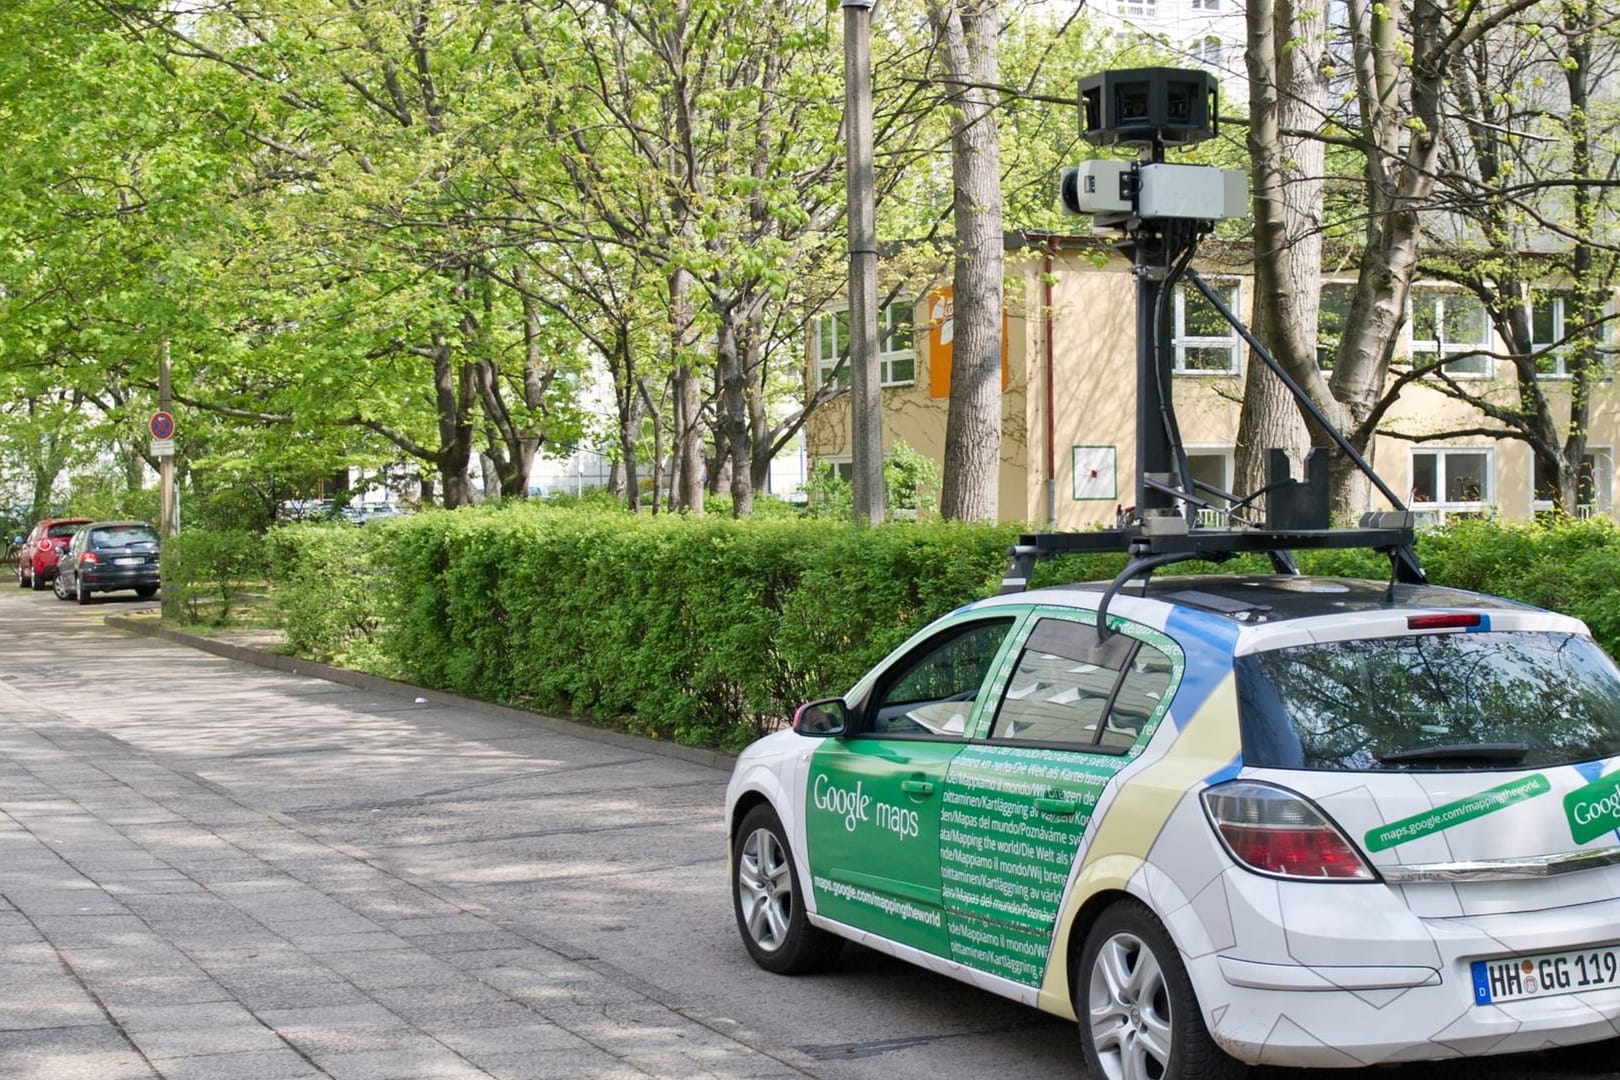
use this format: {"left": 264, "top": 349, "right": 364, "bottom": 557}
{"left": 1034, "top": 796, "right": 1078, "bottom": 816}
{"left": 900, "top": 779, "right": 936, "bottom": 796}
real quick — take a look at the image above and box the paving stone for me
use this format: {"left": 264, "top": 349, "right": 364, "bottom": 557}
{"left": 0, "top": 1025, "right": 157, "bottom": 1080}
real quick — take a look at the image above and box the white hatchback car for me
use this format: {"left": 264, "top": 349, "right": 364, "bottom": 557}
{"left": 725, "top": 575, "right": 1620, "bottom": 1078}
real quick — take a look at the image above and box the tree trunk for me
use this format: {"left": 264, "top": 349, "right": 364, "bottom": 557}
{"left": 715, "top": 309, "right": 754, "bottom": 517}
{"left": 931, "top": 0, "right": 1003, "bottom": 523}
{"left": 670, "top": 265, "right": 705, "bottom": 514}
{"left": 1237, "top": 0, "right": 1320, "bottom": 508}
{"left": 639, "top": 376, "right": 664, "bottom": 515}
{"left": 432, "top": 338, "right": 477, "bottom": 508}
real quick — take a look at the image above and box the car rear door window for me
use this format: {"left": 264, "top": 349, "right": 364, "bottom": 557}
{"left": 990, "top": 618, "right": 1176, "bottom": 751}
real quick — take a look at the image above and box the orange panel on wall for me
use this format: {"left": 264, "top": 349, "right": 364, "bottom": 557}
{"left": 925, "top": 285, "right": 1010, "bottom": 398}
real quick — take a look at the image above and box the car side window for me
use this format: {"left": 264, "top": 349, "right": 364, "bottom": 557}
{"left": 1102, "top": 642, "right": 1174, "bottom": 749}
{"left": 990, "top": 618, "right": 1175, "bottom": 750}
{"left": 867, "top": 618, "right": 1017, "bottom": 738}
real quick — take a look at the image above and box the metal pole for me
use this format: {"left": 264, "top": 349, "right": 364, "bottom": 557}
{"left": 843, "top": 0, "right": 884, "bottom": 526}
{"left": 158, "top": 339, "right": 179, "bottom": 618}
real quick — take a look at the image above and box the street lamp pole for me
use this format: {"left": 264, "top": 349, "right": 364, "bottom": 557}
{"left": 843, "top": 0, "right": 884, "bottom": 526}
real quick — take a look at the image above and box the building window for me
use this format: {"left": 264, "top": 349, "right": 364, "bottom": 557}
{"left": 1318, "top": 283, "right": 1355, "bottom": 370}
{"left": 1532, "top": 448, "right": 1611, "bottom": 516}
{"left": 815, "top": 310, "right": 850, "bottom": 389}
{"left": 1530, "top": 294, "right": 1613, "bottom": 379}
{"left": 1174, "top": 281, "right": 1241, "bottom": 374}
{"left": 815, "top": 303, "right": 915, "bottom": 389}
{"left": 1191, "top": 35, "right": 1222, "bottom": 67}
{"left": 1191, "top": 0, "right": 1220, "bottom": 9}
{"left": 1410, "top": 290, "right": 1492, "bottom": 377}
{"left": 1410, "top": 447, "right": 1492, "bottom": 521}
{"left": 1116, "top": 0, "right": 1158, "bottom": 15}
{"left": 879, "top": 303, "right": 915, "bottom": 386}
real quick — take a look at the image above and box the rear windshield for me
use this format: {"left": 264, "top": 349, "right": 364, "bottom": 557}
{"left": 91, "top": 527, "right": 158, "bottom": 548}
{"left": 47, "top": 523, "right": 81, "bottom": 538}
{"left": 1237, "top": 630, "right": 1620, "bottom": 771}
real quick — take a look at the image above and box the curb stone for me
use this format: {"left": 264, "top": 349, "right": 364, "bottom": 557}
{"left": 104, "top": 615, "right": 740, "bottom": 773}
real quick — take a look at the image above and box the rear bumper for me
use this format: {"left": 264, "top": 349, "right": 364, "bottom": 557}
{"left": 1191, "top": 870, "right": 1620, "bottom": 1066}
{"left": 81, "top": 566, "right": 160, "bottom": 592}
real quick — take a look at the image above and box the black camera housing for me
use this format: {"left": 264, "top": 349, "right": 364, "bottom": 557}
{"left": 1079, "top": 68, "right": 1218, "bottom": 149}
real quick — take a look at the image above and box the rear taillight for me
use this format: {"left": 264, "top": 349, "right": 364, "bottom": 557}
{"left": 1202, "top": 781, "right": 1375, "bottom": 881}
{"left": 79, "top": 552, "right": 97, "bottom": 565}
{"left": 36, "top": 539, "right": 51, "bottom": 551}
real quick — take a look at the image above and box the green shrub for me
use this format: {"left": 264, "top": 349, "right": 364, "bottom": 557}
{"left": 174, "top": 506, "right": 1620, "bottom": 752}
{"left": 164, "top": 528, "right": 266, "bottom": 624}
{"left": 265, "top": 523, "right": 387, "bottom": 664}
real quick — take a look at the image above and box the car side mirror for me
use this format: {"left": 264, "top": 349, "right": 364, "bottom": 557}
{"left": 792, "top": 698, "right": 848, "bottom": 737}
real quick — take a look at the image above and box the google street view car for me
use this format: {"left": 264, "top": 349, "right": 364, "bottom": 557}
{"left": 726, "top": 573, "right": 1620, "bottom": 1076}
{"left": 727, "top": 67, "right": 1620, "bottom": 1075}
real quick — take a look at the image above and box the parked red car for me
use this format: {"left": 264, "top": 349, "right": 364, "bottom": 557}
{"left": 16, "top": 518, "right": 93, "bottom": 591}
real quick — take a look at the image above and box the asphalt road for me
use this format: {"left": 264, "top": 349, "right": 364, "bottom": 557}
{"left": 0, "top": 585, "right": 1613, "bottom": 1080}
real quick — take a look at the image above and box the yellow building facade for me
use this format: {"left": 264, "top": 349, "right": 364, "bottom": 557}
{"left": 806, "top": 237, "right": 1617, "bottom": 527}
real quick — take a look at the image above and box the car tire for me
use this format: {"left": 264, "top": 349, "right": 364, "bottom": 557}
{"left": 76, "top": 577, "right": 90, "bottom": 605}
{"left": 16, "top": 567, "right": 26, "bottom": 589}
{"left": 732, "top": 803, "right": 843, "bottom": 975}
{"left": 29, "top": 568, "right": 44, "bottom": 591}
{"left": 135, "top": 585, "right": 158, "bottom": 599}
{"left": 1077, "top": 899, "right": 1245, "bottom": 1080}
{"left": 53, "top": 573, "right": 70, "bottom": 601}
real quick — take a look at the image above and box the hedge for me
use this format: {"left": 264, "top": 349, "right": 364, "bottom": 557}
{"left": 163, "top": 509, "right": 1620, "bottom": 751}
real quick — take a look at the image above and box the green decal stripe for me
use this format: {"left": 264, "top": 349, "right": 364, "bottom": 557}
{"left": 1365, "top": 774, "right": 1551, "bottom": 852}
{"left": 1565, "top": 770, "right": 1620, "bottom": 845}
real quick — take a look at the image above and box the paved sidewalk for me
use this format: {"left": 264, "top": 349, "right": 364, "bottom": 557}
{"left": 0, "top": 681, "right": 804, "bottom": 1080}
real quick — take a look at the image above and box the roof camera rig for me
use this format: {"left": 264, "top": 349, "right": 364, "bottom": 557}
{"left": 1010, "top": 68, "right": 1425, "bottom": 628}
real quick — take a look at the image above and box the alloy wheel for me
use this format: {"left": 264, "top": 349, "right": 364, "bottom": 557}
{"left": 736, "top": 825, "right": 793, "bottom": 953}
{"left": 1088, "top": 929, "right": 1174, "bottom": 1080}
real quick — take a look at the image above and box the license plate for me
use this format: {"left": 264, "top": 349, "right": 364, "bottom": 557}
{"left": 114, "top": 557, "right": 144, "bottom": 566}
{"left": 1472, "top": 945, "right": 1620, "bottom": 1004}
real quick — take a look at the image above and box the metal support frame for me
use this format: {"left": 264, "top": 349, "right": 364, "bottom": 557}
{"left": 1002, "top": 201, "right": 1426, "bottom": 597}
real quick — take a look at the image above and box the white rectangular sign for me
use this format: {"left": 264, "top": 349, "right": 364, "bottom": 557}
{"left": 151, "top": 438, "right": 175, "bottom": 457}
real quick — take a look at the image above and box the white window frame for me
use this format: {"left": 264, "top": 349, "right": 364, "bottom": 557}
{"left": 1173, "top": 280, "right": 1241, "bottom": 374}
{"left": 1191, "top": 0, "right": 1220, "bottom": 9}
{"left": 1409, "top": 446, "right": 1494, "bottom": 523}
{"left": 1530, "top": 294, "right": 1614, "bottom": 380}
{"left": 877, "top": 302, "right": 916, "bottom": 387}
{"left": 1408, "top": 289, "right": 1493, "bottom": 378}
{"left": 1531, "top": 446, "right": 1612, "bottom": 517}
{"left": 814, "top": 310, "right": 849, "bottom": 389}
{"left": 1116, "top": 0, "right": 1158, "bottom": 15}
{"left": 1531, "top": 294, "right": 1570, "bottom": 379}
{"left": 814, "top": 303, "right": 916, "bottom": 389}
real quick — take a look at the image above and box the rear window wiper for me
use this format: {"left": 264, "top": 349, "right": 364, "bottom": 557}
{"left": 1376, "top": 741, "right": 1530, "bottom": 766}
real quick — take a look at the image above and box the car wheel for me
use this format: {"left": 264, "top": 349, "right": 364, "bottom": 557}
{"left": 16, "top": 566, "right": 26, "bottom": 589}
{"left": 1077, "top": 899, "right": 1244, "bottom": 1080}
{"left": 732, "top": 804, "right": 842, "bottom": 974}
{"left": 76, "top": 577, "right": 90, "bottom": 605}
{"left": 53, "top": 573, "right": 70, "bottom": 601}
{"left": 29, "top": 568, "right": 44, "bottom": 591}
{"left": 135, "top": 585, "right": 158, "bottom": 599}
